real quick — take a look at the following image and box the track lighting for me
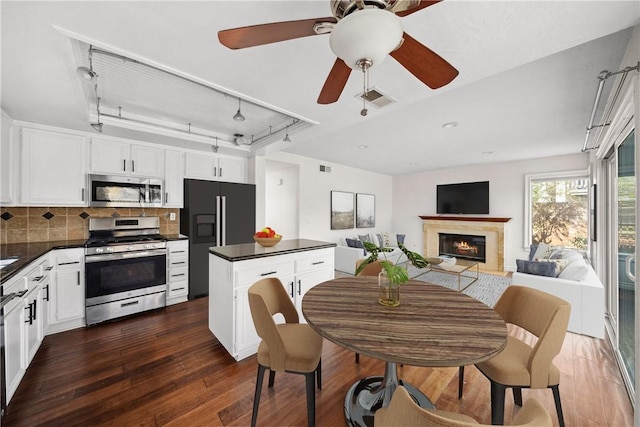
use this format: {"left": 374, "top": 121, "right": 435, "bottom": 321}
{"left": 233, "top": 97, "right": 245, "bottom": 122}
{"left": 283, "top": 126, "right": 292, "bottom": 142}
{"left": 77, "top": 45, "right": 98, "bottom": 81}
{"left": 90, "top": 89, "right": 103, "bottom": 133}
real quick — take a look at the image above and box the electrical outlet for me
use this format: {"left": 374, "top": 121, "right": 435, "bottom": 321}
{"left": 169, "top": 212, "right": 176, "bottom": 221}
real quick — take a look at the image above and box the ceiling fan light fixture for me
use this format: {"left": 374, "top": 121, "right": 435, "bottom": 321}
{"left": 329, "top": 8, "right": 403, "bottom": 70}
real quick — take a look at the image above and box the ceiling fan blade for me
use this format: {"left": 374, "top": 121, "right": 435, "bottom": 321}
{"left": 218, "top": 17, "right": 337, "bottom": 49}
{"left": 317, "top": 58, "right": 351, "bottom": 104}
{"left": 390, "top": 32, "right": 458, "bottom": 89}
{"left": 395, "top": 1, "right": 442, "bottom": 17}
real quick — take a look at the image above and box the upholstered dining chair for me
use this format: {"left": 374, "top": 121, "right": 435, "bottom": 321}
{"left": 353, "top": 259, "right": 384, "bottom": 363}
{"left": 458, "top": 285, "right": 571, "bottom": 427}
{"left": 247, "top": 277, "right": 323, "bottom": 427}
{"left": 375, "top": 386, "right": 552, "bottom": 426}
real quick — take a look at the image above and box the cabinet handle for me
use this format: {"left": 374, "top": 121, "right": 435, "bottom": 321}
{"left": 219, "top": 168, "right": 223, "bottom": 177}
{"left": 173, "top": 250, "right": 186, "bottom": 254}
{"left": 121, "top": 300, "right": 139, "bottom": 307}
{"left": 77, "top": 271, "right": 80, "bottom": 285}
{"left": 173, "top": 287, "right": 185, "bottom": 291}
{"left": 311, "top": 261, "right": 325, "bottom": 265}
{"left": 171, "top": 273, "right": 185, "bottom": 278}
{"left": 297, "top": 279, "right": 301, "bottom": 295}
{"left": 58, "top": 261, "right": 79, "bottom": 266}
{"left": 132, "top": 160, "right": 135, "bottom": 173}
{"left": 123, "top": 159, "right": 127, "bottom": 171}
{"left": 45, "top": 266, "right": 53, "bottom": 271}
{"left": 25, "top": 302, "right": 33, "bottom": 325}
{"left": 82, "top": 188, "right": 85, "bottom": 201}
{"left": 289, "top": 282, "right": 294, "bottom": 298}
{"left": 165, "top": 192, "right": 169, "bottom": 204}
{"left": 213, "top": 166, "right": 217, "bottom": 177}
{"left": 260, "top": 271, "right": 277, "bottom": 276}
{"left": 44, "top": 284, "right": 50, "bottom": 302}
{"left": 32, "top": 299, "right": 37, "bottom": 321}
{"left": 34, "top": 275, "right": 44, "bottom": 282}
{"left": 171, "top": 261, "right": 186, "bottom": 265}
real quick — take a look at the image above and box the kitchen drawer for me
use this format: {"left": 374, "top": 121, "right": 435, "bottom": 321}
{"left": 235, "top": 260, "right": 294, "bottom": 286}
{"left": 168, "top": 241, "right": 188, "bottom": 256}
{"left": 168, "top": 280, "right": 188, "bottom": 298}
{"left": 295, "top": 251, "right": 334, "bottom": 274}
{"left": 168, "top": 255, "right": 188, "bottom": 269}
{"left": 168, "top": 266, "right": 188, "bottom": 283}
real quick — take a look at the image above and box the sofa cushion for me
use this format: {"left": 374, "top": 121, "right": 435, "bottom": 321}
{"left": 558, "top": 258, "right": 590, "bottom": 281}
{"left": 345, "top": 238, "right": 358, "bottom": 248}
{"left": 516, "top": 259, "right": 558, "bottom": 277}
{"left": 397, "top": 234, "right": 405, "bottom": 245}
{"left": 358, "top": 233, "right": 373, "bottom": 244}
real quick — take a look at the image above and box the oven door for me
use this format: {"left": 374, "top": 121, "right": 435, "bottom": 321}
{"left": 85, "top": 249, "right": 167, "bottom": 305}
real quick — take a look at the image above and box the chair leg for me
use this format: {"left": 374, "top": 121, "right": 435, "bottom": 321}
{"left": 551, "top": 385, "right": 565, "bottom": 427}
{"left": 252, "top": 365, "right": 267, "bottom": 427}
{"left": 489, "top": 381, "right": 506, "bottom": 425}
{"left": 513, "top": 387, "right": 523, "bottom": 406}
{"left": 268, "top": 370, "right": 276, "bottom": 388}
{"left": 458, "top": 366, "right": 465, "bottom": 399}
{"left": 316, "top": 359, "right": 322, "bottom": 390}
{"left": 355, "top": 352, "right": 360, "bottom": 364}
{"left": 305, "top": 372, "right": 316, "bottom": 427}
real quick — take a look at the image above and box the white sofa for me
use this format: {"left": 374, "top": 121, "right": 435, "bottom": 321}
{"left": 512, "top": 253, "right": 605, "bottom": 339}
{"left": 334, "top": 232, "right": 408, "bottom": 275}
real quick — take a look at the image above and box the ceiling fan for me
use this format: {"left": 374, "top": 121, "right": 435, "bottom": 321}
{"left": 218, "top": 0, "right": 459, "bottom": 105}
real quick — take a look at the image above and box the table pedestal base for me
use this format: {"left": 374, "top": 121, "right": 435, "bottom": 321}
{"left": 344, "top": 362, "right": 434, "bottom": 427}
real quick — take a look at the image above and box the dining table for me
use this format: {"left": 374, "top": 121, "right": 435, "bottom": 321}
{"left": 301, "top": 276, "right": 507, "bottom": 427}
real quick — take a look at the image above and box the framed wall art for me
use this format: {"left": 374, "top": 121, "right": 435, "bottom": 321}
{"left": 356, "top": 193, "right": 375, "bottom": 228}
{"left": 330, "top": 191, "right": 354, "bottom": 230}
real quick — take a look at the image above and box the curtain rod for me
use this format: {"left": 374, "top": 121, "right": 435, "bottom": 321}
{"left": 582, "top": 62, "right": 639, "bottom": 152}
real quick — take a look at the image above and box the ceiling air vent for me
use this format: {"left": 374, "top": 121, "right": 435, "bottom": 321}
{"left": 356, "top": 87, "right": 397, "bottom": 109}
{"left": 319, "top": 165, "right": 332, "bottom": 173}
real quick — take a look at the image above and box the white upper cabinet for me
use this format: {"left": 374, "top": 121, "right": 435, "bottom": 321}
{"left": 185, "top": 152, "right": 246, "bottom": 183}
{"left": 20, "top": 128, "right": 88, "bottom": 206}
{"left": 1, "top": 111, "right": 15, "bottom": 204}
{"left": 90, "top": 137, "right": 163, "bottom": 178}
{"left": 164, "top": 150, "right": 184, "bottom": 208}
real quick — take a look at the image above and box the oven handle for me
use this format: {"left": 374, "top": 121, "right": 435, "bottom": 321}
{"left": 85, "top": 249, "right": 167, "bottom": 263}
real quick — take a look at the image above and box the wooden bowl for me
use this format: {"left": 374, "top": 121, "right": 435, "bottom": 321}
{"left": 253, "top": 236, "right": 282, "bottom": 247}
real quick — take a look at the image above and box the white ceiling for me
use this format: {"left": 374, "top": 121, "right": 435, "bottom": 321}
{"left": 2, "top": 1, "right": 638, "bottom": 175}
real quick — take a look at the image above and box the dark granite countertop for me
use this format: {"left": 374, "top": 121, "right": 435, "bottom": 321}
{"left": 209, "top": 239, "right": 336, "bottom": 262}
{"left": 1, "top": 240, "right": 87, "bottom": 285}
{"left": 162, "top": 234, "right": 189, "bottom": 241}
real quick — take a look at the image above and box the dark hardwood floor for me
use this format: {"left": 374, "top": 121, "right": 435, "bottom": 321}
{"left": 3, "top": 297, "right": 634, "bottom": 426}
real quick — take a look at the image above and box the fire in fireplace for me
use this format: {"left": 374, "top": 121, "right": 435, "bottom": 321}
{"left": 439, "top": 233, "right": 486, "bottom": 263}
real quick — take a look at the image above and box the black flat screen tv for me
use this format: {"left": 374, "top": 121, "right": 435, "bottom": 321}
{"left": 436, "top": 181, "right": 490, "bottom": 214}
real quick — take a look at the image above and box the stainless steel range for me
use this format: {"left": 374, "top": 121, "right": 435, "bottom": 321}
{"left": 85, "top": 217, "right": 167, "bottom": 326}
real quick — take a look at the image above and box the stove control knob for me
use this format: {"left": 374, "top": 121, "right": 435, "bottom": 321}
{"left": 127, "top": 246, "right": 134, "bottom": 251}
{"left": 144, "top": 244, "right": 151, "bottom": 249}
{"left": 106, "top": 247, "right": 115, "bottom": 252}
{"left": 95, "top": 248, "right": 104, "bottom": 254}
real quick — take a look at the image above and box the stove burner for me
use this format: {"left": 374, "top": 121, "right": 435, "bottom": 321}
{"left": 85, "top": 234, "right": 165, "bottom": 247}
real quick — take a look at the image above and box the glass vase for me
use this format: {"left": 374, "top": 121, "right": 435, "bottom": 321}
{"left": 378, "top": 271, "right": 400, "bottom": 307}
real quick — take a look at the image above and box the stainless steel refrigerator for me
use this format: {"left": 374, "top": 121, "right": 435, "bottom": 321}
{"left": 180, "top": 179, "right": 256, "bottom": 299}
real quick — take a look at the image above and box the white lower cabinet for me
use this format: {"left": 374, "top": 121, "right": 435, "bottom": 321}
{"left": 166, "top": 240, "right": 189, "bottom": 305}
{"left": 4, "top": 294, "right": 26, "bottom": 406}
{"left": 209, "top": 246, "right": 334, "bottom": 361}
{"left": 49, "top": 248, "right": 85, "bottom": 333}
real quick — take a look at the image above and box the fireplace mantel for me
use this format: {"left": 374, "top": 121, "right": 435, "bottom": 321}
{"left": 419, "top": 216, "right": 511, "bottom": 223}
{"left": 421, "top": 216, "right": 510, "bottom": 271}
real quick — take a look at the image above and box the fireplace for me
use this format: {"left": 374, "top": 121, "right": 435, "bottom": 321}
{"left": 439, "top": 233, "right": 486, "bottom": 263}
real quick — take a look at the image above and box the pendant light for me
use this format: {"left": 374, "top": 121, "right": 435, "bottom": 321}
{"left": 233, "top": 97, "right": 245, "bottom": 122}
{"left": 283, "top": 125, "right": 291, "bottom": 142}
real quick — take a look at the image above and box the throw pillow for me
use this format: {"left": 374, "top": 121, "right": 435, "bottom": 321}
{"left": 516, "top": 259, "right": 557, "bottom": 277}
{"left": 396, "top": 234, "right": 406, "bottom": 245}
{"left": 532, "top": 243, "right": 551, "bottom": 260}
{"left": 376, "top": 233, "right": 384, "bottom": 247}
{"left": 354, "top": 239, "right": 364, "bottom": 249}
{"left": 380, "top": 232, "right": 398, "bottom": 247}
{"left": 345, "top": 238, "right": 357, "bottom": 248}
{"left": 558, "top": 258, "right": 590, "bottom": 281}
{"left": 358, "top": 233, "right": 372, "bottom": 244}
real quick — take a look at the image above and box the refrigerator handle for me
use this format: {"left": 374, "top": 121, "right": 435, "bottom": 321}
{"left": 221, "top": 196, "right": 227, "bottom": 246}
{"left": 216, "top": 196, "right": 221, "bottom": 247}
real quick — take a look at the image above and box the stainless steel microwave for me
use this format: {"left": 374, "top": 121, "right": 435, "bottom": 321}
{"left": 89, "top": 174, "right": 163, "bottom": 208}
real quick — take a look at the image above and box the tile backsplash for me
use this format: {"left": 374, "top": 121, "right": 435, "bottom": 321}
{"left": 0, "top": 207, "right": 180, "bottom": 244}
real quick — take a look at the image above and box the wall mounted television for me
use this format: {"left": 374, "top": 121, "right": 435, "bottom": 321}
{"left": 436, "top": 181, "right": 490, "bottom": 214}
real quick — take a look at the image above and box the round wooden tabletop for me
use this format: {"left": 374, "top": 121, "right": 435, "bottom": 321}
{"left": 302, "top": 277, "right": 507, "bottom": 367}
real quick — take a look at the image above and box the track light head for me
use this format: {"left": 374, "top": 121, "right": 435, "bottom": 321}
{"left": 90, "top": 122, "right": 103, "bottom": 132}
{"left": 77, "top": 66, "right": 97, "bottom": 81}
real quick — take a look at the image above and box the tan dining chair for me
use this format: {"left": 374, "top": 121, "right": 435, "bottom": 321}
{"left": 248, "top": 277, "right": 323, "bottom": 427}
{"left": 353, "top": 259, "right": 384, "bottom": 363}
{"left": 458, "top": 285, "right": 571, "bottom": 427}
{"left": 375, "top": 385, "right": 552, "bottom": 426}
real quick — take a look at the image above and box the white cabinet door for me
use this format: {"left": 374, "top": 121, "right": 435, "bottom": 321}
{"left": 184, "top": 152, "right": 218, "bottom": 180}
{"left": 24, "top": 285, "right": 43, "bottom": 365}
{"left": 218, "top": 156, "right": 247, "bottom": 183}
{"left": 164, "top": 150, "right": 184, "bottom": 208}
{"left": 90, "top": 138, "right": 130, "bottom": 175}
{"left": 235, "top": 285, "right": 261, "bottom": 357}
{"left": 1, "top": 111, "right": 15, "bottom": 204}
{"left": 294, "top": 268, "right": 335, "bottom": 322}
{"left": 4, "top": 301, "right": 26, "bottom": 405}
{"left": 21, "top": 128, "right": 87, "bottom": 206}
{"left": 53, "top": 268, "right": 84, "bottom": 322}
{"left": 130, "top": 144, "right": 163, "bottom": 178}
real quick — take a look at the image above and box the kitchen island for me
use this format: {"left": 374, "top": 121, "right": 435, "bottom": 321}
{"left": 208, "top": 239, "right": 336, "bottom": 361}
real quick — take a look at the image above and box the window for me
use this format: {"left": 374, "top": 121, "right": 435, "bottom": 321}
{"left": 524, "top": 170, "right": 590, "bottom": 249}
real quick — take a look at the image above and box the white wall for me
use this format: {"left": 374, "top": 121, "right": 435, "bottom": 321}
{"left": 392, "top": 152, "right": 590, "bottom": 270}
{"left": 263, "top": 151, "right": 393, "bottom": 243}
{"left": 265, "top": 162, "right": 299, "bottom": 239}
